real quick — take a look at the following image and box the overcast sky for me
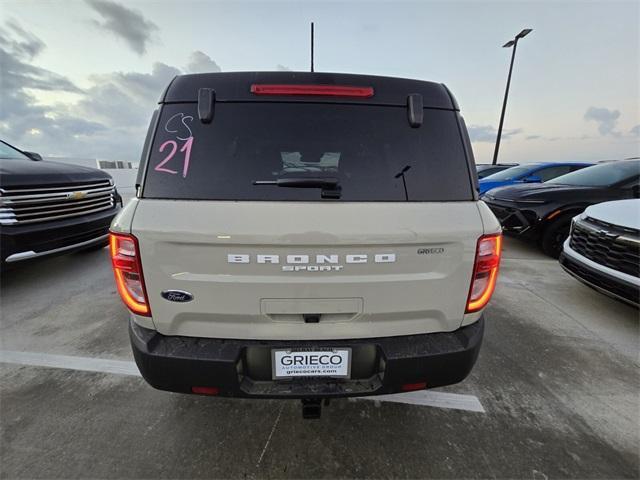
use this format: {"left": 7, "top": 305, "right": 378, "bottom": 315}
{"left": 1, "top": 0, "right": 638, "bottom": 164}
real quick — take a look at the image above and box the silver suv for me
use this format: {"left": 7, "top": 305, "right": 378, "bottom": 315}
{"left": 110, "top": 72, "right": 501, "bottom": 414}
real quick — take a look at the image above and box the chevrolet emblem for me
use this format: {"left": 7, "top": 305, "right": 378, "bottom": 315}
{"left": 67, "top": 191, "right": 88, "bottom": 200}
{"left": 597, "top": 229, "right": 618, "bottom": 240}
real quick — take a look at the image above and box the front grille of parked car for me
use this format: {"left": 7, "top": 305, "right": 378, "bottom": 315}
{"left": 570, "top": 217, "right": 640, "bottom": 277}
{"left": 0, "top": 180, "right": 116, "bottom": 226}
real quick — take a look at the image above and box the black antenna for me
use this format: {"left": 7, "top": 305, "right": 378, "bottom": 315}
{"left": 310, "top": 22, "right": 314, "bottom": 72}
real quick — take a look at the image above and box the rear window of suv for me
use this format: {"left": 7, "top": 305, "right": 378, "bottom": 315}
{"left": 142, "top": 102, "right": 473, "bottom": 201}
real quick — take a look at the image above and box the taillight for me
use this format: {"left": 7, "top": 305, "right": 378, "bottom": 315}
{"left": 466, "top": 234, "right": 502, "bottom": 313}
{"left": 109, "top": 232, "right": 150, "bottom": 316}
{"left": 250, "top": 84, "right": 374, "bottom": 97}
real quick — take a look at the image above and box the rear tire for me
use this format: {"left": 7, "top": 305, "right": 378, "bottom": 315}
{"left": 540, "top": 216, "right": 573, "bottom": 258}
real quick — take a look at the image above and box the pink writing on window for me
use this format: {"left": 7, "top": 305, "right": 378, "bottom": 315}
{"left": 154, "top": 137, "right": 193, "bottom": 178}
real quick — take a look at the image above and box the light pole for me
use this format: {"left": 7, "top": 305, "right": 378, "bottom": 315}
{"left": 492, "top": 28, "right": 532, "bottom": 165}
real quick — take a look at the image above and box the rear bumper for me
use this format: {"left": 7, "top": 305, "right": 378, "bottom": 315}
{"left": 130, "top": 317, "right": 484, "bottom": 399}
{"left": 0, "top": 206, "right": 118, "bottom": 263}
{"left": 560, "top": 248, "right": 639, "bottom": 307}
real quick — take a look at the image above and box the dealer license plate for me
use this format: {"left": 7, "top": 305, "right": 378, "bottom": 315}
{"left": 272, "top": 348, "right": 351, "bottom": 379}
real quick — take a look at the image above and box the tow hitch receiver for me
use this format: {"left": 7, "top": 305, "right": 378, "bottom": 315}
{"left": 301, "top": 398, "right": 329, "bottom": 419}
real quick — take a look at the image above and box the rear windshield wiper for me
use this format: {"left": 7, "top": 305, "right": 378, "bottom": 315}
{"left": 253, "top": 177, "right": 341, "bottom": 199}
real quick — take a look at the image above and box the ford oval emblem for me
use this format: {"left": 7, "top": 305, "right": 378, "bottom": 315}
{"left": 161, "top": 290, "right": 194, "bottom": 302}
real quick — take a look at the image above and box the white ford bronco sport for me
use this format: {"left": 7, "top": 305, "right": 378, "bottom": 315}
{"left": 110, "top": 72, "right": 501, "bottom": 416}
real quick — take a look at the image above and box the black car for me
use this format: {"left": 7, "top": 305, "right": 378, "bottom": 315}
{"left": 481, "top": 160, "right": 640, "bottom": 257}
{"left": 0, "top": 140, "right": 121, "bottom": 266}
{"left": 476, "top": 163, "right": 518, "bottom": 179}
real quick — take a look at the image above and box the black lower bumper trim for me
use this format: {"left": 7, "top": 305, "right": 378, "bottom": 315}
{"left": 130, "top": 317, "right": 484, "bottom": 399}
{"left": 0, "top": 207, "right": 118, "bottom": 263}
{"left": 560, "top": 253, "right": 639, "bottom": 307}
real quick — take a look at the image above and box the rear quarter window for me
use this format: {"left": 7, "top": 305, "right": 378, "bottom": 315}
{"left": 142, "top": 102, "right": 473, "bottom": 201}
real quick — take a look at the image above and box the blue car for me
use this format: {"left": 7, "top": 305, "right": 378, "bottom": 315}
{"left": 478, "top": 162, "right": 593, "bottom": 194}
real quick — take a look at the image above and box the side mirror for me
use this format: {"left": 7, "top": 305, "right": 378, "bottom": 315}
{"left": 523, "top": 175, "right": 542, "bottom": 183}
{"left": 24, "top": 151, "right": 43, "bottom": 161}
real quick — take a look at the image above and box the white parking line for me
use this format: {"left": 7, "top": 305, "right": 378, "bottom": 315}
{"left": 361, "top": 391, "right": 485, "bottom": 413}
{"left": 0, "top": 350, "right": 485, "bottom": 413}
{"left": 0, "top": 350, "right": 140, "bottom": 377}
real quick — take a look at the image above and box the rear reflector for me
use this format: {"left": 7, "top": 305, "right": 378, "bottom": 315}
{"left": 401, "top": 382, "right": 427, "bottom": 392}
{"left": 109, "top": 232, "right": 150, "bottom": 316}
{"left": 466, "top": 234, "right": 502, "bottom": 313}
{"left": 250, "top": 84, "right": 374, "bottom": 97}
{"left": 191, "top": 386, "right": 219, "bottom": 395}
